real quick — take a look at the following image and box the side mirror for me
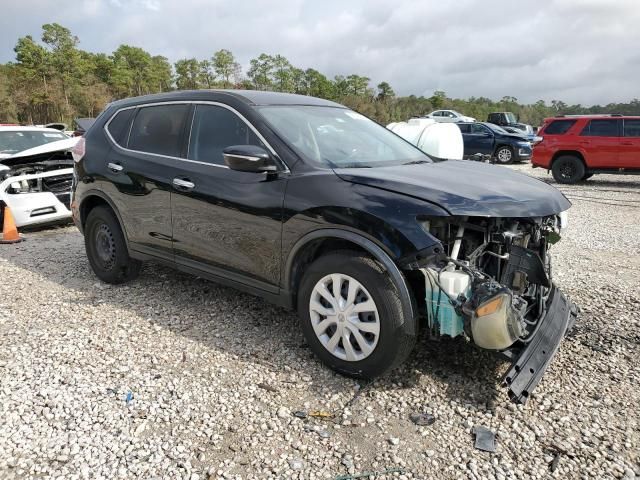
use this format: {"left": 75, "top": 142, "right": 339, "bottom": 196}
{"left": 223, "top": 145, "right": 277, "bottom": 173}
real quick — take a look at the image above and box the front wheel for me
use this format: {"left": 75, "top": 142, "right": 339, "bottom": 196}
{"left": 494, "top": 146, "right": 514, "bottom": 164}
{"left": 297, "top": 252, "right": 415, "bottom": 379}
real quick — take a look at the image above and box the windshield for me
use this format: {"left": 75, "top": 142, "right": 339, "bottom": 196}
{"left": 259, "top": 106, "right": 431, "bottom": 168}
{"left": 0, "top": 130, "right": 68, "bottom": 155}
{"left": 504, "top": 113, "right": 517, "bottom": 124}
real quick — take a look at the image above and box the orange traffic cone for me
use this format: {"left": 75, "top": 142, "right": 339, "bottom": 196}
{"left": 0, "top": 206, "right": 23, "bottom": 244}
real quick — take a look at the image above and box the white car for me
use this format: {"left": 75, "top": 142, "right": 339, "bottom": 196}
{"left": 424, "top": 110, "right": 475, "bottom": 123}
{"left": 0, "top": 126, "right": 77, "bottom": 228}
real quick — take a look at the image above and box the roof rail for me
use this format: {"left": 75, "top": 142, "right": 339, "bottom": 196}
{"left": 555, "top": 113, "right": 623, "bottom": 118}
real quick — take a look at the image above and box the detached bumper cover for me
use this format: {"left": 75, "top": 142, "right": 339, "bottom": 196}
{"left": 502, "top": 286, "right": 577, "bottom": 403}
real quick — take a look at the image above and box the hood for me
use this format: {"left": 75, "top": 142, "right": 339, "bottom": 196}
{"left": 0, "top": 137, "right": 78, "bottom": 168}
{"left": 501, "top": 132, "right": 530, "bottom": 142}
{"left": 334, "top": 160, "right": 571, "bottom": 217}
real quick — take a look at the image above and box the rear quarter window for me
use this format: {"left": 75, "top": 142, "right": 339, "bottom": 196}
{"left": 106, "top": 109, "right": 135, "bottom": 146}
{"left": 543, "top": 119, "right": 576, "bottom": 135}
{"left": 623, "top": 119, "right": 640, "bottom": 137}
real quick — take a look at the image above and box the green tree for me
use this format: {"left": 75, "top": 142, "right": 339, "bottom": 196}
{"left": 212, "top": 49, "right": 239, "bottom": 88}
{"left": 377, "top": 81, "right": 395, "bottom": 100}
{"left": 111, "top": 45, "right": 154, "bottom": 97}
{"left": 429, "top": 90, "right": 446, "bottom": 109}
{"left": 247, "top": 54, "right": 273, "bottom": 90}
{"left": 174, "top": 58, "right": 201, "bottom": 90}
{"left": 41, "top": 23, "right": 84, "bottom": 111}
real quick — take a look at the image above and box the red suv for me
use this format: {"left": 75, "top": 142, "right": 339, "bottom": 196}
{"left": 532, "top": 115, "right": 640, "bottom": 183}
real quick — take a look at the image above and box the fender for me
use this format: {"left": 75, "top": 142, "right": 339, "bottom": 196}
{"left": 77, "top": 189, "right": 129, "bottom": 244}
{"left": 284, "top": 228, "right": 418, "bottom": 336}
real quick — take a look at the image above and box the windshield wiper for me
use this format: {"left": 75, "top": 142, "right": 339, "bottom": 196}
{"left": 402, "top": 160, "right": 429, "bottom": 165}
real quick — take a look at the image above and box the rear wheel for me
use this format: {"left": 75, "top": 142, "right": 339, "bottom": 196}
{"left": 85, "top": 206, "right": 141, "bottom": 284}
{"left": 552, "top": 155, "right": 585, "bottom": 184}
{"left": 297, "top": 251, "right": 415, "bottom": 379}
{"left": 495, "top": 146, "right": 514, "bottom": 164}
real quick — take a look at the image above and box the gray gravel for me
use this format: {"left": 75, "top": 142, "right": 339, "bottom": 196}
{"left": 1, "top": 165, "right": 639, "bottom": 479}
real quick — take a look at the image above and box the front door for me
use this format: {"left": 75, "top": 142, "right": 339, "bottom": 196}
{"left": 620, "top": 119, "right": 640, "bottom": 168}
{"left": 464, "top": 123, "right": 495, "bottom": 155}
{"left": 170, "top": 103, "right": 287, "bottom": 291}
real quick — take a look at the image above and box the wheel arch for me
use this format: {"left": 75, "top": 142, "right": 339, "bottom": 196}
{"left": 284, "top": 229, "right": 418, "bottom": 336}
{"left": 79, "top": 191, "right": 128, "bottom": 244}
{"left": 551, "top": 150, "right": 586, "bottom": 168}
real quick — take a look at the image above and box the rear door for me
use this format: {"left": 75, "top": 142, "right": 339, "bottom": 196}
{"left": 104, "top": 103, "right": 190, "bottom": 260}
{"left": 170, "top": 103, "right": 287, "bottom": 291}
{"left": 620, "top": 119, "right": 640, "bottom": 168}
{"left": 578, "top": 118, "right": 621, "bottom": 167}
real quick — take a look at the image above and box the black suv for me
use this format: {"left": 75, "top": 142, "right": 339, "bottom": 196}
{"left": 72, "top": 90, "right": 575, "bottom": 402}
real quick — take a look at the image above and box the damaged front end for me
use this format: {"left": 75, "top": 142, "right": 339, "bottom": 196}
{"left": 0, "top": 143, "right": 75, "bottom": 228}
{"left": 406, "top": 214, "right": 576, "bottom": 403}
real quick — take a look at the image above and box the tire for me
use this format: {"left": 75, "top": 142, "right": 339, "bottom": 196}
{"left": 494, "top": 146, "right": 514, "bottom": 164}
{"left": 297, "top": 251, "right": 416, "bottom": 379}
{"left": 552, "top": 155, "right": 585, "bottom": 184}
{"left": 84, "top": 205, "right": 141, "bottom": 284}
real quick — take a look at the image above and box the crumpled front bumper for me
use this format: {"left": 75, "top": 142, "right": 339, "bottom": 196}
{"left": 0, "top": 168, "right": 73, "bottom": 228}
{"left": 502, "top": 285, "right": 577, "bottom": 403}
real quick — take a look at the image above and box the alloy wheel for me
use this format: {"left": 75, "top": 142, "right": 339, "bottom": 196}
{"left": 309, "top": 273, "right": 380, "bottom": 362}
{"left": 497, "top": 147, "right": 512, "bottom": 163}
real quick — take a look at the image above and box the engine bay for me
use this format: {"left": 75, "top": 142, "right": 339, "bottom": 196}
{"left": 414, "top": 214, "right": 566, "bottom": 351}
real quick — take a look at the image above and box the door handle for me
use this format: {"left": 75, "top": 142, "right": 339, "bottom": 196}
{"left": 621, "top": 141, "right": 633, "bottom": 145}
{"left": 107, "top": 162, "right": 123, "bottom": 173}
{"left": 173, "top": 178, "right": 195, "bottom": 190}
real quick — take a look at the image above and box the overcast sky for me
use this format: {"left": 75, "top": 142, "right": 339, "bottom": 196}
{"left": 2, "top": 0, "right": 638, "bottom": 105}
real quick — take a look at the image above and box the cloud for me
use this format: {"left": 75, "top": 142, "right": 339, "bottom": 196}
{"left": 1, "top": 0, "right": 638, "bottom": 104}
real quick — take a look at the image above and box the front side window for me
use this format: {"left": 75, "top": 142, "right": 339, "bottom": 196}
{"left": 623, "top": 119, "right": 640, "bottom": 137}
{"left": 128, "top": 104, "right": 189, "bottom": 157}
{"left": 259, "top": 106, "right": 431, "bottom": 168}
{"left": 580, "top": 119, "right": 619, "bottom": 137}
{"left": 188, "top": 105, "right": 266, "bottom": 165}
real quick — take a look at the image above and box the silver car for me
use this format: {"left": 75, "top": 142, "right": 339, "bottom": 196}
{"left": 424, "top": 109, "right": 475, "bottom": 123}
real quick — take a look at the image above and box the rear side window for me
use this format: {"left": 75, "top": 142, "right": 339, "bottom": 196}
{"left": 543, "top": 119, "right": 576, "bottom": 135}
{"left": 623, "top": 119, "right": 640, "bottom": 137}
{"left": 457, "top": 124, "right": 471, "bottom": 134}
{"left": 188, "top": 105, "right": 265, "bottom": 165}
{"left": 128, "top": 104, "right": 189, "bottom": 157}
{"left": 106, "top": 109, "right": 135, "bottom": 146}
{"left": 580, "top": 119, "right": 620, "bottom": 137}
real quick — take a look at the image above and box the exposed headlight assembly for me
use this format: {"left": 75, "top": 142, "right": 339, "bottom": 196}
{"left": 464, "top": 282, "right": 526, "bottom": 350}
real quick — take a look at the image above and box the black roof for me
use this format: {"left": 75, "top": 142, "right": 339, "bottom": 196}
{"left": 108, "top": 89, "right": 344, "bottom": 109}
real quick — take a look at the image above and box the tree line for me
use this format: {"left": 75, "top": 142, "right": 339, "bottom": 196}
{"left": 1, "top": 23, "right": 639, "bottom": 128}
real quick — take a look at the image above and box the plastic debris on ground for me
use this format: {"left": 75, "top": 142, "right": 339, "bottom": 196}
{"left": 333, "top": 468, "right": 406, "bottom": 480}
{"left": 473, "top": 426, "right": 496, "bottom": 452}
{"left": 409, "top": 412, "right": 436, "bottom": 426}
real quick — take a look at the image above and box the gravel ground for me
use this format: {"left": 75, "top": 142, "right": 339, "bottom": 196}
{"left": 1, "top": 165, "right": 639, "bottom": 479}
